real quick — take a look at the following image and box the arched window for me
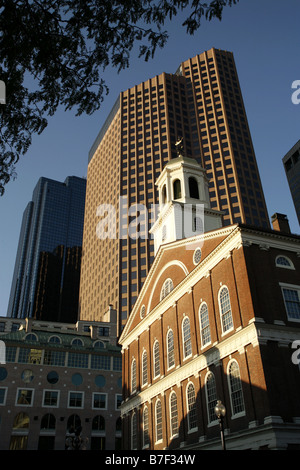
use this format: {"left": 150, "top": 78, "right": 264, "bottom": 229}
{"left": 13, "top": 412, "right": 29, "bottom": 429}
{"left": 92, "top": 415, "right": 105, "bottom": 431}
{"left": 169, "top": 392, "right": 178, "bottom": 438}
{"left": 155, "top": 400, "right": 163, "bottom": 443}
{"left": 93, "top": 340, "right": 105, "bottom": 349}
{"left": 182, "top": 316, "right": 192, "bottom": 359}
{"left": 71, "top": 338, "right": 84, "bottom": 347}
{"left": 48, "top": 335, "right": 61, "bottom": 344}
{"left": 25, "top": 333, "right": 37, "bottom": 342}
{"left": 143, "top": 406, "right": 150, "bottom": 448}
{"left": 199, "top": 302, "right": 211, "bottom": 347}
{"left": 205, "top": 372, "right": 218, "bottom": 423}
{"left": 131, "top": 412, "right": 137, "bottom": 450}
{"left": 186, "top": 383, "right": 197, "bottom": 431}
{"left": 153, "top": 341, "right": 160, "bottom": 378}
{"left": 41, "top": 413, "right": 56, "bottom": 430}
{"left": 67, "top": 414, "right": 81, "bottom": 433}
{"left": 219, "top": 286, "right": 233, "bottom": 333}
{"left": 131, "top": 358, "right": 137, "bottom": 394}
{"left": 189, "top": 177, "right": 199, "bottom": 199}
{"left": 167, "top": 329, "right": 175, "bottom": 369}
{"left": 275, "top": 255, "right": 294, "bottom": 269}
{"left": 160, "top": 278, "right": 174, "bottom": 300}
{"left": 228, "top": 360, "right": 245, "bottom": 416}
{"left": 142, "top": 350, "right": 148, "bottom": 387}
{"left": 173, "top": 179, "right": 182, "bottom": 199}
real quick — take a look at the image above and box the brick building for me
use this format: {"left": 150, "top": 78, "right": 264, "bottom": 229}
{"left": 0, "top": 308, "right": 122, "bottom": 450}
{"left": 119, "top": 157, "right": 300, "bottom": 450}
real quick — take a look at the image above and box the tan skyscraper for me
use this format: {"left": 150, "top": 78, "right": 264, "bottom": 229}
{"left": 79, "top": 48, "right": 269, "bottom": 330}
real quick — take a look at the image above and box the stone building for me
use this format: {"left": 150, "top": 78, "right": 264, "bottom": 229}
{"left": 119, "top": 157, "right": 300, "bottom": 450}
{"left": 0, "top": 308, "right": 122, "bottom": 450}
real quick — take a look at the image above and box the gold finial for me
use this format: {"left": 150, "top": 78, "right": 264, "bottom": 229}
{"left": 175, "top": 137, "right": 184, "bottom": 157}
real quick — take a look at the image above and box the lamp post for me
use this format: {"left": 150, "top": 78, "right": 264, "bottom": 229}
{"left": 214, "top": 400, "right": 226, "bottom": 450}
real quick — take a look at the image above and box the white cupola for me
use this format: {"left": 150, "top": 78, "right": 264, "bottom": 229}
{"left": 150, "top": 138, "right": 223, "bottom": 255}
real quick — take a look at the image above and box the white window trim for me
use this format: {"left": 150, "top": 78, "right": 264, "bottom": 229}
{"left": 182, "top": 316, "right": 192, "bottom": 361}
{"left": 218, "top": 285, "right": 234, "bottom": 336}
{"left": 275, "top": 255, "right": 295, "bottom": 270}
{"left": 68, "top": 390, "right": 84, "bottom": 409}
{"left": 131, "top": 358, "right": 137, "bottom": 394}
{"left": 186, "top": 381, "right": 198, "bottom": 433}
{"left": 153, "top": 340, "right": 160, "bottom": 379}
{"left": 227, "top": 359, "right": 246, "bottom": 419}
{"left": 115, "top": 393, "right": 122, "bottom": 410}
{"left": 155, "top": 399, "right": 163, "bottom": 444}
{"left": 166, "top": 328, "right": 175, "bottom": 371}
{"left": 204, "top": 372, "right": 218, "bottom": 426}
{"left": 280, "top": 282, "right": 300, "bottom": 322}
{"left": 42, "top": 389, "right": 60, "bottom": 408}
{"left": 0, "top": 386, "right": 8, "bottom": 406}
{"left": 199, "top": 301, "right": 212, "bottom": 349}
{"left": 15, "top": 388, "right": 35, "bottom": 407}
{"left": 141, "top": 350, "right": 148, "bottom": 388}
{"left": 169, "top": 391, "right": 179, "bottom": 439}
{"left": 92, "top": 392, "right": 107, "bottom": 410}
{"left": 142, "top": 406, "right": 150, "bottom": 449}
{"left": 131, "top": 412, "right": 137, "bottom": 450}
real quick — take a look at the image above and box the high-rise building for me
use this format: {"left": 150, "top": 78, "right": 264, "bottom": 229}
{"left": 79, "top": 48, "right": 269, "bottom": 329}
{"left": 7, "top": 176, "right": 86, "bottom": 322}
{"left": 283, "top": 139, "right": 300, "bottom": 224}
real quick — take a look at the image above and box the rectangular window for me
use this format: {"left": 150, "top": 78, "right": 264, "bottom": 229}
{"left": 68, "top": 391, "right": 84, "bottom": 408}
{"left": 113, "top": 356, "right": 122, "bottom": 371}
{"left": 0, "top": 387, "right": 7, "bottom": 405}
{"left": 16, "top": 388, "right": 34, "bottom": 406}
{"left": 91, "top": 355, "right": 111, "bottom": 370}
{"left": 93, "top": 393, "right": 107, "bottom": 409}
{"left": 281, "top": 284, "right": 300, "bottom": 321}
{"left": 115, "top": 394, "right": 122, "bottom": 410}
{"left": 67, "top": 353, "right": 89, "bottom": 368}
{"left": 43, "top": 390, "right": 59, "bottom": 407}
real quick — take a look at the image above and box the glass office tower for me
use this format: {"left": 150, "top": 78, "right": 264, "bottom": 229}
{"left": 283, "top": 139, "right": 300, "bottom": 225}
{"left": 7, "top": 176, "right": 86, "bottom": 322}
{"left": 79, "top": 48, "right": 270, "bottom": 330}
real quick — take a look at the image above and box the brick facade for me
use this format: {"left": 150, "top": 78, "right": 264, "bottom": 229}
{"left": 120, "top": 224, "right": 300, "bottom": 450}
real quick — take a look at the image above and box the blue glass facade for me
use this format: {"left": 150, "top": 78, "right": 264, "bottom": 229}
{"left": 7, "top": 176, "right": 86, "bottom": 320}
{"left": 283, "top": 139, "right": 300, "bottom": 225}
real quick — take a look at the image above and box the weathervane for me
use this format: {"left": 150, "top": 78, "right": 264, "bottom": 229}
{"left": 175, "top": 137, "right": 184, "bottom": 157}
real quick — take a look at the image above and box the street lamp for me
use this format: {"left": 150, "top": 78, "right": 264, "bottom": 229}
{"left": 214, "top": 400, "right": 226, "bottom": 450}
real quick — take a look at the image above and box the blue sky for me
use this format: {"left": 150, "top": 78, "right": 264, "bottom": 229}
{"left": 0, "top": 0, "right": 299, "bottom": 315}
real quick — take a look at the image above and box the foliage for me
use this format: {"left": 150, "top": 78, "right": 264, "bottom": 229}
{"left": 0, "top": 0, "right": 239, "bottom": 194}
